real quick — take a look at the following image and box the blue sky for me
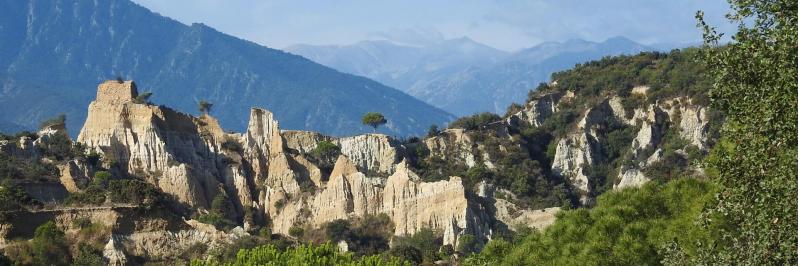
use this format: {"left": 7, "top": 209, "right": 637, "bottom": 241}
{"left": 132, "top": 0, "right": 735, "bottom": 51}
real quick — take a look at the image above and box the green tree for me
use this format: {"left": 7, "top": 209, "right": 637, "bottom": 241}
{"left": 32, "top": 221, "right": 70, "bottom": 265}
{"left": 361, "top": 112, "right": 387, "bottom": 132}
{"left": 467, "top": 179, "right": 718, "bottom": 265}
{"left": 72, "top": 244, "right": 105, "bottom": 266}
{"left": 695, "top": 1, "right": 798, "bottom": 264}
{"left": 198, "top": 100, "right": 213, "bottom": 114}
{"left": 288, "top": 226, "right": 305, "bottom": 238}
{"left": 192, "top": 243, "right": 410, "bottom": 266}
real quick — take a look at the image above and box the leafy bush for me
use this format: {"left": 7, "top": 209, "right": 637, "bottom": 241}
{"left": 471, "top": 178, "right": 719, "bottom": 265}
{"left": 32, "top": 221, "right": 71, "bottom": 265}
{"left": 192, "top": 242, "right": 410, "bottom": 266}
{"left": 107, "top": 179, "right": 167, "bottom": 207}
{"left": 288, "top": 226, "right": 305, "bottom": 238}
{"left": 72, "top": 244, "right": 104, "bottom": 266}
{"left": 449, "top": 112, "right": 501, "bottom": 130}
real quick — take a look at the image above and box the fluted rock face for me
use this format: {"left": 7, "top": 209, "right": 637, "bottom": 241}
{"left": 507, "top": 92, "right": 563, "bottom": 127}
{"left": 336, "top": 134, "right": 402, "bottom": 174}
{"left": 551, "top": 104, "right": 611, "bottom": 202}
{"left": 73, "top": 80, "right": 551, "bottom": 250}
{"left": 77, "top": 81, "right": 228, "bottom": 208}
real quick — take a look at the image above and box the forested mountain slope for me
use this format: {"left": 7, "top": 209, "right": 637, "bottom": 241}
{"left": 0, "top": 0, "right": 454, "bottom": 137}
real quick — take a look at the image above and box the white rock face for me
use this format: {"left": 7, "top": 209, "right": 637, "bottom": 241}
{"left": 336, "top": 134, "right": 401, "bottom": 174}
{"left": 72, "top": 80, "right": 552, "bottom": 250}
{"left": 551, "top": 104, "right": 610, "bottom": 203}
{"left": 507, "top": 92, "right": 563, "bottom": 127}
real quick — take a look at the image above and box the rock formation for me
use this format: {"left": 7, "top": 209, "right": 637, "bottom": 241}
{"left": 65, "top": 80, "right": 547, "bottom": 250}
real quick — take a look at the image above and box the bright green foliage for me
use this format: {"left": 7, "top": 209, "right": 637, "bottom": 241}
{"left": 468, "top": 179, "right": 718, "bottom": 265}
{"left": 32, "top": 221, "right": 71, "bottom": 265}
{"left": 192, "top": 242, "right": 410, "bottom": 266}
{"left": 361, "top": 112, "right": 387, "bottom": 132}
{"left": 694, "top": 1, "right": 798, "bottom": 264}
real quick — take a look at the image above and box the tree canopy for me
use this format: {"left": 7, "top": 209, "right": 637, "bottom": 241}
{"left": 362, "top": 112, "right": 387, "bottom": 132}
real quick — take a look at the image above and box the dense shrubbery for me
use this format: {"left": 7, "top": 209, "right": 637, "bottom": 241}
{"left": 192, "top": 242, "right": 410, "bottom": 266}
{"left": 466, "top": 178, "right": 719, "bottom": 265}
{"left": 322, "top": 214, "right": 395, "bottom": 256}
{"left": 448, "top": 113, "right": 501, "bottom": 130}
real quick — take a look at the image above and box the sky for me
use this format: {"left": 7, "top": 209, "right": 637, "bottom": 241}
{"left": 132, "top": 0, "right": 735, "bottom": 52}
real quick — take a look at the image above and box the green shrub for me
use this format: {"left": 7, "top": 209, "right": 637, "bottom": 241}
{"left": 192, "top": 242, "right": 410, "bottom": 266}
{"left": 32, "top": 221, "right": 70, "bottom": 265}
{"left": 449, "top": 112, "right": 501, "bottom": 130}
{"left": 288, "top": 226, "right": 305, "bottom": 238}
{"left": 472, "top": 178, "right": 719, "bottom": 265}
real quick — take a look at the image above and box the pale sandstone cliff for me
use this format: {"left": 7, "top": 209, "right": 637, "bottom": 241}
{"left": 69, "top": 80, "right": 546, "bottom": 250}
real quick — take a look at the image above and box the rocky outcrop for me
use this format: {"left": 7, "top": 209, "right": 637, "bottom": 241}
{"left": 507, "top": 92, "right": 563, "bottom": 127}
{"left": 70, "top": 80, "right": 556, "bottom": 252}
{"left": 77, "top": 80, "right": 227, "bottom": 208}
{"left": 336, "top": 134, "right": 402, "bottom": 174}
{"left": 424, "top": 129, "right": 477, "bottom": 168}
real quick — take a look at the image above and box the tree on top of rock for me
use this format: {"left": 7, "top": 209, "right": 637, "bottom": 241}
{"left": 198, "top": 100, "right": 213, "bottom": 115}
{"left": 362, "top": 112, "right": 387, "bottom": 133}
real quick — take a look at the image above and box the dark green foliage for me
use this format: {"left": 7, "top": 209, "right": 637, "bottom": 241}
{"left": 0, "top": 152, "right": 59, "bottom": 182}
{"left": 220, "top": 138, "right": 243, "bottom": 153}
{"left": 0, "top": 179, "right": 37, "bottom": 210}
{"left": 324, "top": 219, "right": 351, "bottom": 242}
{"left": 389, "top": 245, "right": 422, "bottom": 265}
{"left": 456, "top": 234, "right": 477, "bottom": 255}
{"left": 192, "top": 242, "right": 410, "bottom": 266}
{"left": 551, "top": 48, "right": 710, "bottom": 104}
{"left": 361, "top": 112, "right": 388, "bottom": 132}
{"left": 693, "top": 1, "right": 798, "bottom": 264}
{"left": 133, "top": 92, "right": 153, "bottom": 104}
{"left": 197, "top": 192, "right": 237, "bottom": 230}
{"left": 394, "top": 228, "right": 442, "bottom": 263}
{"left": 32, "top": 221, "right": 70, "bottom": 265}
{"left": 426, "top": 124, "right": 440, "bottom": 138}
{"left": 64, "top": 185, "right": 107, "bottom": 206}
{"left": 346, "top": 214, "right": 394, "bottom": 256}
{"left": 308, "top": 140, "right": 341, "bottom": 175}
{"left": 72, "top": 244, "right": 105, "bottom": 266}
{"left": 198, "top": 100, "right": 213, "bottom": 114}
{"left": 449, "top": 112, "right": 501, "bottom": 130}
{"left": 469, "top": 179, "right": 718, "bottom": 265}
{"left": 107, "top": 179, "right": 167, "bottom": 207}
{"left": 288, "top": 226, "right": 305, "bottom": 238}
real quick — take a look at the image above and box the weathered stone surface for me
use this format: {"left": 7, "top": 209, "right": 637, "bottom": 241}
{"left": 507, "top": 92, "right": 563, "bottom": 127}
{"left": 424, "top": 129, "right": 477, "bottom": 168}
{"left": 336, "top": 134, "right": 401, "bottom": 174}
{"left": 282, "top": 130, "right": 330, "bottom": 154}
{"left": 77, "top": 81, "right": 227, "bottom": 208}
{"left": 71, "top": 80, "right": 552, "bottom": 251}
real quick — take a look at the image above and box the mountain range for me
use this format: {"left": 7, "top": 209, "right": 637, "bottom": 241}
{"left": 0, "top": 0, "right": 454, "bottom": 137}
{"left": 287, "top": 36, "right": 655, "bottom": 116}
